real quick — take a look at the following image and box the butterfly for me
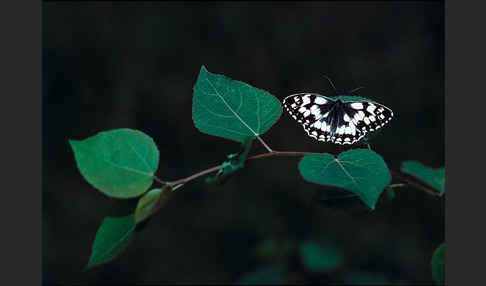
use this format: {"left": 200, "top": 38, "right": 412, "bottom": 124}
{"left": 283, "top": 83, "right": 394, "bottom": 145}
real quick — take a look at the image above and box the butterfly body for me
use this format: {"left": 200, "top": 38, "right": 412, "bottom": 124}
{"left": 283, "top": 93, "right": 393, "bottom": 145}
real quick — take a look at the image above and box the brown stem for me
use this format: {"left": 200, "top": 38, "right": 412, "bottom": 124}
{"left": 247, "top": 151, "right": 315, "bottom": 160}
{"left": 163, "top": 151, "right": 314, "bottom": 186}
{"left": 168, "top": 165, "right": 222, "bottom": 185}
{"left": 152, "top": 176, "right": 168, "bottom": 185}
{"left": 155, "top": 151, "right": 441, "bottom": 198}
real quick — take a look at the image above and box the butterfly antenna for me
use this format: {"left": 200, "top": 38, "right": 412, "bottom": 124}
{"left": 322, "top": 75, "right": 337, "bottom": 92}
{"left": 349, "top": 86, "right": 365, "bottom": 94}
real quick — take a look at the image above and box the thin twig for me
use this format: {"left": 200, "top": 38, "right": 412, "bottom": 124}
{"left": 163, "top": 151, "right": 313, "bottom": 185}
{"left": 152, "top": 176, "right": 168, "bottom": 185}
{"left": 169, "top": 165, "right": 222, "bottom": 185}
{"left": 247, "top": 151, "right": 315, "bottom": 160}
{"left": 155, "top": 150, "right": 441, "bottom": 198}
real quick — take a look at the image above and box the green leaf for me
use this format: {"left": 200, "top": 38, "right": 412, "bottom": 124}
{"left": 401, "top": 161, "right": 445, "bottom": 195}
{"left": 237, "top": 266, "right": 284, "bottom": 285}
{"left": 431, "top": 243, "right": 445, "bottom": 285}
{"left": 87, "top": 214, "right": 136, "bottom": 269}
{"left": 206, "top": 136, "right": 253, "bottom": 185}
{"left": 299, "top": 240, "right": 343, "bottom": 272}
{"left": 192, "top": 66, "right": 282, "bottom": 143}
{"left": 134, "top": 185, "right": 174, "bottom": 224}
{"left": 299, "top": 149, "right": 391, "bottom": 210}
{"left": 69, "top": 129, "right": 159, "bottom": 198}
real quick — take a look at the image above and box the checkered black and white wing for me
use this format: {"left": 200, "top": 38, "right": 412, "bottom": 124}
{"left": 342, "top": 101, "right": 394, "bottom": 136}
{"left": 283, "top": 93, "right": 394, "bottom": 145}
{"left": 282, "top": 93, "right": 336, "bottom": 142}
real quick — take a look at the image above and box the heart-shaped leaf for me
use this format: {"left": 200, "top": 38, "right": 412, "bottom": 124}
{"left": 431, "top": 242, "right": 445, "bottom": 285}
{"left": 69, "top": 129, "right": 159, "bottom": 198}
{"left": 192, "top": 66, "right": 282, "bottom": 143}
{"left": 87, "top": 214, "right": 136, "bottom": 269}
{"left": 299, "top": 149, "right": 391, "bottom": 210}
{"left": 401, "top": 161, "right": 445, "bottom": 195}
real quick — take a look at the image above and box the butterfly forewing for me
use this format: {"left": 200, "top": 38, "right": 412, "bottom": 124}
{"left": 283, "top": 93, "right": 336, "bottom": 142}
{"left": 283, "top": 93, "right": 393, "bottom": 145}
{"left": 282, "top": 93, "right": 333, "bottom": 126}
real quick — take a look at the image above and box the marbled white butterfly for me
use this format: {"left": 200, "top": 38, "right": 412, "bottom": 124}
{"left": 283, "top": 84, "right": 393, "bottom": 145}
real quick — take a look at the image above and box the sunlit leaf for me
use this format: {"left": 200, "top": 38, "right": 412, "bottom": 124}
{"left": 192, "top": 66, "right": 282, "bottom": 142}
{"left": 69, "top": 129, "right": 159, "bottom": 198}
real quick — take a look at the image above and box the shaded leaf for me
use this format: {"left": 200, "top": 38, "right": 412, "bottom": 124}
{"left": 401, "top": 161, "right": 445, "bottom": 195}
{"left": 69, "top": 129, "right": 159, "bottom": 198}
{"left": 206, "top": 136, "right": 253, "bottom": 185}
{"left": 299, "top": 149, "right": 391, "bottom": 209}
{"left": 134, "top": 185, "right": 174, "bottom": 224}
{"left": 299, "top": 240, "right": 343, "bottom": 272}
{"left": 237, "top": 266, "right": 284, "bottom": 285}
{"left": 431, "top": 243, "right": 445, "bottom": 285}
{"left": 192, "top": 66, "right": 282, "bottom": 143}
{"left": 380, "top": 187, "right": 395, "bottom": 203}
{"left": 87, "top": 214, "right": 135, "bottom": 269}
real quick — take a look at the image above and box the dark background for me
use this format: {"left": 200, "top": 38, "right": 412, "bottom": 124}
{"left": 43, "top": 2, "right": 444, "bottom": 284}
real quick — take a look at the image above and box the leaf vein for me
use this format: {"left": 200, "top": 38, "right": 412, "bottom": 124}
{"left": 98, "top": 223, "right": 135, "bottom": 263}
{"left": 206, "top": 78, "right": 259, "bottom": 136}
{"left": 126, "top": 140, "right": 151, "bottom": 172}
